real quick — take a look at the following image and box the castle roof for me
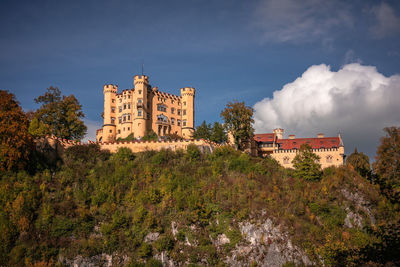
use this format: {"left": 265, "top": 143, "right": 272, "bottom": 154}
{"left": 254, "top": 134, "right": 342, "bottom": 150}
{"left": 254, "top": 133, "right": 275, "bottom": 142}
{"left": 277, "top": 137, "right": 341, "bottom": 150}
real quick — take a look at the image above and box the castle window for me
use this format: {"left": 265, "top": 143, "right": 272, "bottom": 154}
{"left": 183, "top": 101, "right": 186, "bottom": 106}
{"left": 123, "top": 127, "right": 125, "bottom": 131}
{"left": 177, "top": 119, "right": 181, "bottom": 126}
{"left": 128, "top": 114, "right": 131, "bottom": 120}
{"left": 128, "top": 127, "right": 130, "bottom": 131}
{"left": 128, "top": 103, "right": 131, "bottom": 109}
{"left": 147, "top": 113, "right": 150, "bottom": 119}
{"left": 124, "top": 104, "right": 126, "bottom": 110}
{"left": 112, "top": 99, "right": 115, "bottom": 103}
{"left": 183, "top": 109, "right": 186, "bottom": 116}
{"left": 119, "top": 99, "right": 122, "bottom": 103}
{"left": 147, "top": 103, "right": 149, "bottom": 108}
{"left": 171, "top": 118, "right": 175, "bottom": 124}
{"left": 111, "top": 117, "right": 115, "bottom": 124}
{"left": 111, "top": 107, "right": 115, "bottom": 113}
{"left": 157, "top": 104, "right": 167, "bottom": 112}
{"left": 171, "top": 108, "right": 175, "bottom": 114}
{"left": 177, "top": 109, "right": 181, "bottom": 115}
{"left": 118, "top": 130, "right": 121, "bottom": 134}
{"left": 128, "top": 95, "right": 130, "bottom": 99}
{"left": 109, "top": 130, "right": 112, "bottom": 133}
{"left": 326, "top": 155, "right": 333, "bottom": 163}
{"left": 138, "top": 109, "right": 142, "bottom": 116}
{"left": 139, "top": 90, "right": 142, "bottom": 94}
{"left": 157, "top": 114, "right": 168, "bottom": 123}
{"left": 123, "top": 115, "right": 126, "bottom": 122}
{"left": 119, "top": 117, "right": 122, "bottom": 123}
{"left": 172, "top": 100, "right": 174, "bottom": 104}
{"left": 119, "top": 106, "right": 122, "bottom": 113}
{"left": 183, "top": 119, "right": 186, "bottom": 126}
{"left": 138, "top": 99, "right": 142, "bottom": 104}
{"left": 283, "top": 157, "right": 290, "bottom": 164}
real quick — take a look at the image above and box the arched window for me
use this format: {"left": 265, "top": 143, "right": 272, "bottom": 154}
{"left": 326, "top": 155, "right": 333, "bottom": 163}
{"left": 283, "top": 156, "right": 290, "bottom": 164}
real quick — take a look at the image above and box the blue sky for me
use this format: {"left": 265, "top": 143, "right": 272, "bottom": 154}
{"left": 1, "top": 0, "right": 400, "bottom": 158}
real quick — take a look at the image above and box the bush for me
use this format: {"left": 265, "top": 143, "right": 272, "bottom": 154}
{"left": 186, "top": 144, "right": 200, "bottom": 161}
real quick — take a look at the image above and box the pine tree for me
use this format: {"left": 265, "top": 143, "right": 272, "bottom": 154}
{"left": 292, "top": 144, "right": 322, "bottom": 181}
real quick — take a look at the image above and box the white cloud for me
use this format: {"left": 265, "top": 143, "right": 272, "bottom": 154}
{"left": 370, "top": 2, "right": 400, "bottom": 39}
{"left": 253, "top": 63, "right": 400, "bottom": 158}
{"left": 82, "top": 119, "right": 102, "bottom": 142}
{"left": 252, "top": 0, "right": 353, "bottom": 43}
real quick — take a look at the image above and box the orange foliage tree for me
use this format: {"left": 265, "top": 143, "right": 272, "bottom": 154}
{"left": 0, "top": 90, "right": 33, "bottom": 171}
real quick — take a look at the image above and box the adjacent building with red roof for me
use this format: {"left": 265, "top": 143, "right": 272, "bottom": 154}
{"left": 254, "top": 129, "right": 345, "bottom": 169}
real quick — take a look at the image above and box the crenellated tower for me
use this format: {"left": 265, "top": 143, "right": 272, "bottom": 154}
{"left": 103, "top": 84, "right": 117, "bottom": 142}
{"left": 180, "top": 87, "right": 195, "bottom": 139}
{"left": 133, "top": 75, "right": 149, "bottom": 138}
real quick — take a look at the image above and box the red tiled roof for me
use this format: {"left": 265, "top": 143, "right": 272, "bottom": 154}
{"left": 254, "top": 133, "right": 275, "bottom": 142}
{"left": 277, "top": 137, "right": 340, "bottom": 150}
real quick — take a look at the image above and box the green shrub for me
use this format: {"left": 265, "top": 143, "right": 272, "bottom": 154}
{"left": 186, "top": 144, "right": 201, "bottom": 161}
{"left": 138, "top": 243, "right": 153, "bottom": 258}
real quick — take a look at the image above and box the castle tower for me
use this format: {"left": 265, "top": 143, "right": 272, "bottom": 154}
{"left": 180, "top": 87, "right": 195, "bottom": 139}
{"left": 103, "top": 84, "right": 117, "bottom": 142}
{"left": 273, "top": 128, "right": 284, "bottom": 140}
{"left": 133, "top": 75, "right": 149, "bottom": 138}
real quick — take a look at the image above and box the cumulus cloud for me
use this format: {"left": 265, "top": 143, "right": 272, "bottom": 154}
{"left": 253, "top": 63, "right": 400, "bottom": 158}
{"left": 252, "top": 0, "right": 353, "bottom": 43}
{"left": 369, "top": 2, "right": 400, "bottom": 39}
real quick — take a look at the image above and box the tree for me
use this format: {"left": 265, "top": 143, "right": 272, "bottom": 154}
{"left": 220, "top": 101, "right": 254, "bottom": 150}
{"left": 30, "top": 86, "right": 87, "bottom": 140}
{"left": 0, "top": 90, "right": 34, "bottom": 171}
{"left": 346, "top": 148, "right": 371, "bottom": 178}
{"left": 210, "top": 122, "right": 227, "bottom": 144}
{"left": 373, "top": 126, "right": 400, "bottom": 203}
{"left": 194, "top": 120, "right": 211, "bottom": 140}
{"left": 292, "top": 144, "right": 322, "bottom": 181}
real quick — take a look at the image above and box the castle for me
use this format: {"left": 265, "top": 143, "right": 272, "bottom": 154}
{"left": 96, "top": 75, "right": 195, "bottom": 143}
{"left": 254, "top": 128, "right": 345, "bottom": 168}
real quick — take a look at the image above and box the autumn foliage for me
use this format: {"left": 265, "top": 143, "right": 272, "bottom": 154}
{"left": 0, "top": 90, "right": 33, "bottom": 171}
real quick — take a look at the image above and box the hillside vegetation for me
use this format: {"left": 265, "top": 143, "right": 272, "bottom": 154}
{"left": 1, "top": 144, "right": 399, "bottom": 266}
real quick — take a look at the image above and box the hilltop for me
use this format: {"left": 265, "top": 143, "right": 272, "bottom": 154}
{"left": 1, "top": 144, "right": 399, "bottom": 266}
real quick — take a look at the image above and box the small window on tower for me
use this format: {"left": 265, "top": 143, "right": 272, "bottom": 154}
{"left": 183, "top": 120, "right": 186, "bottom": 126}
{"left": 171, "top": 108, "right": 175, "bottom": 114}
{"left": 118, "top": 130, "right": 121, "bottom": 134}
{"left": 119, "top": 117, "right": 122, "bottom": 123}
{"left": 112, "top": 99, "right": 115, "bottom": 103}
{"left": 124, "top": 104, "right": 126, "bottom": 110}
{"left": 128, "top": 103, "right": 131, "bottom": 109}
{"left": 183, "top": 109, "right": 186, "bottom": 116}
{"left": 171, "top": 118, "right": 175, "bottom": 124}
{"left": 128, "top": 114, "right": 131, "bottom": 120}
{"left": 119, "top": 106, "right": 122, "bottom": 113}
{"left": 111, "top": 107, "right": 115, "bottom": 113}
{"left": 138, "top": 109, "right": 142, "bottom": 116}
{"left": 177, "top": 109, "right": 181, "bottom": 115}
{"left": 128, "top": 127, "right": 130, "bottom": 131}
{"left": 111, "top": 117, "right": 115, "bottom": 124}
{"left": 177, "top": 119, "right": 181, "bottom": 126}
{"left": 139, "top": 90, "right": 142, "bottom": 94}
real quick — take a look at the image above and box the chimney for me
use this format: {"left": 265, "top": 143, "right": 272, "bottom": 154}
{"left": 317, "top": 133, "right": 325, "bottom": 138}
{"left": 289, "top": 134, "right": 295, "bottom": 139}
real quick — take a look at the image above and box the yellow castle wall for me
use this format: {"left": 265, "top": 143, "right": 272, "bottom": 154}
{"left": 270, "top": 146, "right": 345, "bottom": 169}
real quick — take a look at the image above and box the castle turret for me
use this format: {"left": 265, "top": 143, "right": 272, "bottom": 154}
{"left": 180, "top": 87, "right": 195, "bottom": 139}
{"left": 133, "top": 75, "right": 149, "bottom": 138}
{"left": 103, "top": 84, "right": 117, "bottom": 142}
{"left": 273, "top": 128, "right": 284, "bottom": 140}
